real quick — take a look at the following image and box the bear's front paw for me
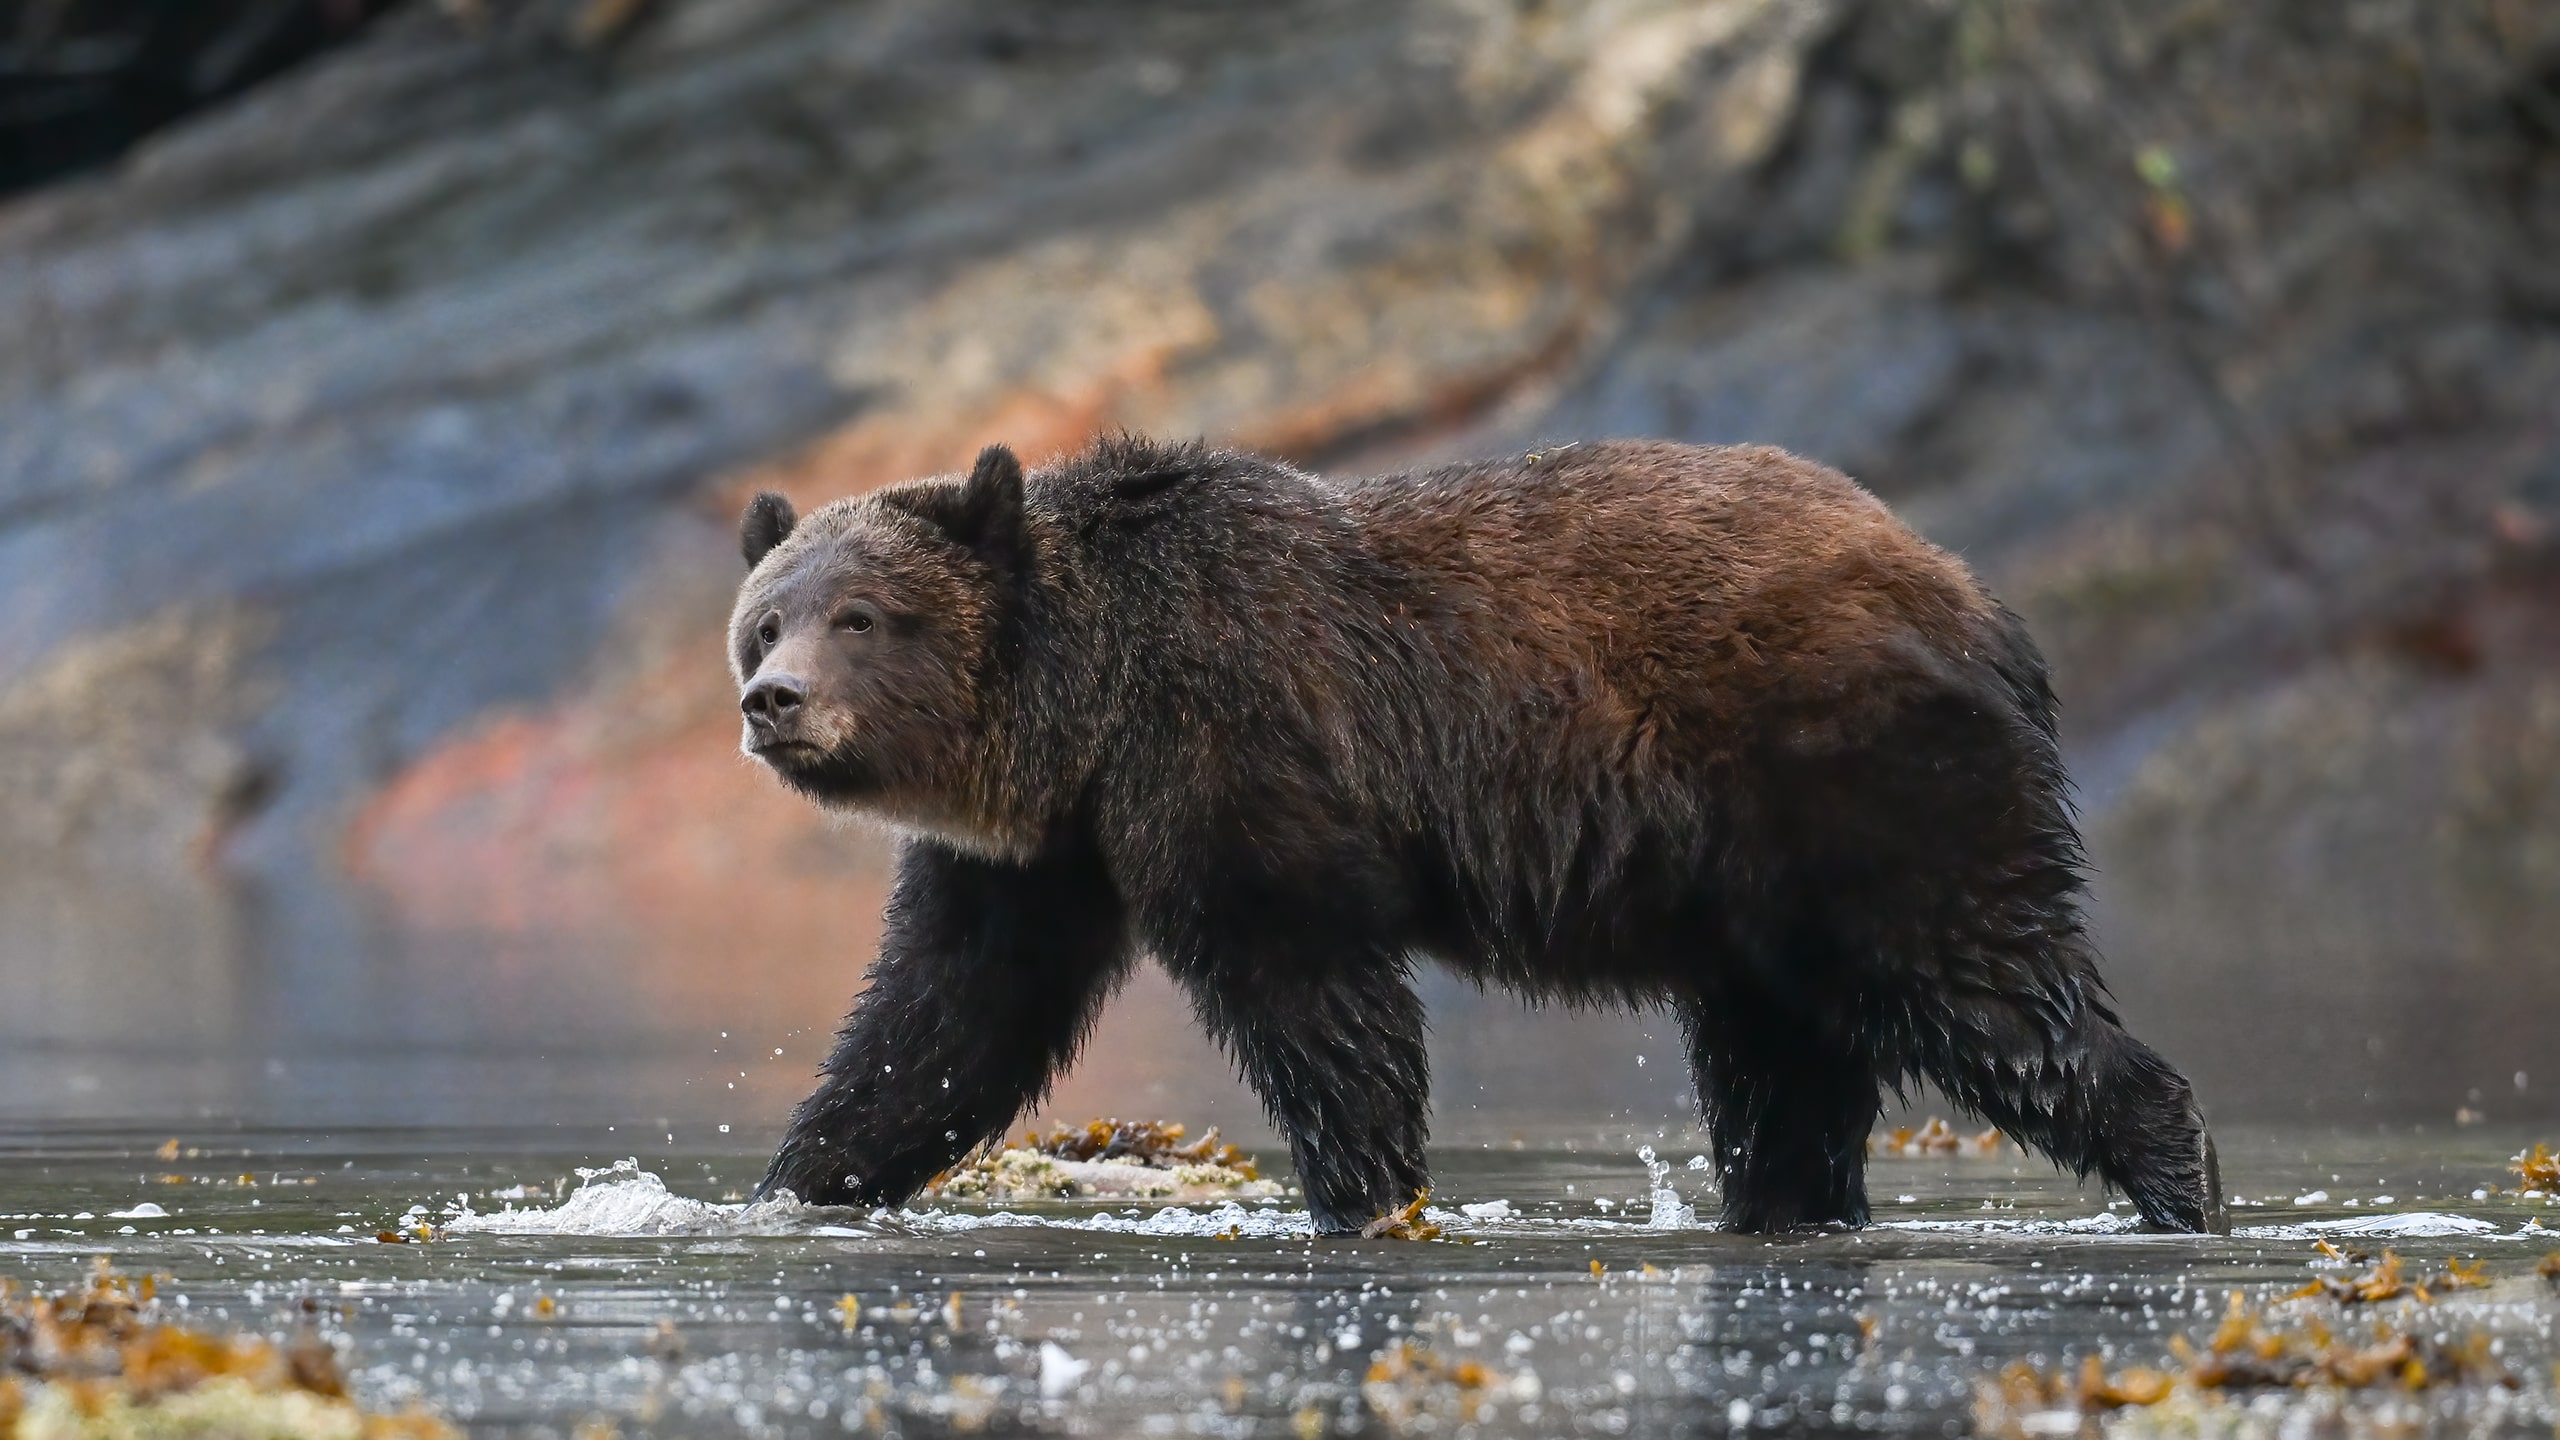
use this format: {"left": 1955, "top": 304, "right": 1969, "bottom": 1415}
{"left": 2127, "top": 1128, "right": 2229, "bottom": 1235}
{"left": 1307, "top": 1181, "right": 1428, "bottom": 1237}
{"left": 755, "top": 1141, "right": 865, "bottom": 1207}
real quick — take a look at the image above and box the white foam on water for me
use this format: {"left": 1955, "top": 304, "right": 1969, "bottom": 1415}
{"left": 440, "top": 1160, "right": 812, "bottom": 1238}
{"left": 884, "top": 1205, "right": 2316, "bottom": 1242}
{"left": 2234, "top": 1211, "right": 2508, "bottom": 1240}
{"left": 1875, "top": 1213, "right": 2148, "bottom": 1236}
{"left": 429, "top": 1168, "right": 1662, "bottom": 1242}
{"left": 898, "top": 1199, "right": 1311, "bottom": 1239}
{"left": 434, "top": 1161, "right": 1312, "bottom": 1240}
{"left": 435, "top": 1159, "right": 2535, "bottom": 1247}
{"left": 1874, "top": 1208, "right": 2537, "bottom": 1243}
{"left": 1037, "top": 1341, "right": 1090, "bottom": 1398}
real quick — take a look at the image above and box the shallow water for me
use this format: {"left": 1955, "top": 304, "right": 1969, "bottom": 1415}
{"left": 4, "top": 1121, "right": 2555, "bottom": 1438}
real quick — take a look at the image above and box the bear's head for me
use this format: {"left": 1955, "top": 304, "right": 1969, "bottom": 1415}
{"left": 728, "top": 444, "right": 1032, "bottom": 842}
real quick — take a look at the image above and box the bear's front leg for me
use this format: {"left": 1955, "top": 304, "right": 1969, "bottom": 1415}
{"left": 757, "top": 839, "right": 1129, "bottom": 1208}
{"left": 1175, "top": 955, "right": 1431, "bottom": 1236}
{"left": 1685, "top": 991, "right": 1882, "bottom": 1232}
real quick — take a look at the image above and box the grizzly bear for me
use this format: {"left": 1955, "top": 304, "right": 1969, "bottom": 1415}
{"left": 731, "top": 436, "right": 2225, "bottom": 1235}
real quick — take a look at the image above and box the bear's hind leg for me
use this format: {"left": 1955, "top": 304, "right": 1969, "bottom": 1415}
{"left": 2082, "top": 1024, "right": 2225, "bottom": 1235}
{"left": 1914, "top": 986, "right": 2227, "bottom": 1235}
{"left": 1685, "top": 996, "right": 1881, "bottom": 1231}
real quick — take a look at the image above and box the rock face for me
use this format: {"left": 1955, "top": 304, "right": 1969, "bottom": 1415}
{"left": 3, "top": 0, "right": 2556, "bottom": 1119}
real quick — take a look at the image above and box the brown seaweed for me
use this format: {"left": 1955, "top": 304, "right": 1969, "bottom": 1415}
{"left": 1869, "top": 1118, "right": 2008, "bottom": 1158}
{"left": 2511, "top": 1142, "right": 2558, "bottom": 1192}
{"left": 1358, "top": 1191, "right": 1441, "bottom": 1241}
{"left": 0, "top": 1261, "right": 455, "bottom": 1439}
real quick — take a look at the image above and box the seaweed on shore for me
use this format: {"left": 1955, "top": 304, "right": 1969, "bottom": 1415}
{"left": 2512, "top": 1142, "right": 2558, "bottom": 1193}
{"left": 2290, "top": 1247, "right": 2488, "bottom": 1304}
{"left": 1974, "top": 1246, "right": 2532, "bottom": 1438}
{"left": 1976, "top": 1299, "right": 2513, "bottom": 1438}
{"left": 1358, "top": 1192, "right": 1441, "bottom": 1241}
{"left": 1019, "top": 1119, "right": 1254, "bottom": 1171}
{"left": 1869, "top": 1118, "right": 2008, "bottom": 1158}
{"left": 928, "top": 1119, "right": 1279, "bottom": 1202}
{"left": 0, "top": 1260, "right": 454, "bottom": 1440}
{"left": 1361, "top": 1341, "right": 1524, "bottom": 1429}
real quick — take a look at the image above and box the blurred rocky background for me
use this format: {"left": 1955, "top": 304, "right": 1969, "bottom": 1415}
{"left": 3, "top": 0, "right": 2555, "bottom": 1131}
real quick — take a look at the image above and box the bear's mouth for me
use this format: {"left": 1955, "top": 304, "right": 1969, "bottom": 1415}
{"left": 749, "top": 738, "right": 880, "bottom": 806}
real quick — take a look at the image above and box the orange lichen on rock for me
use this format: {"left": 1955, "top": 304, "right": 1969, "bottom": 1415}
{"left": 0, "top": 1261, "right": 454, "bottom": 1439}
{"left": 1870, "top": 1118, "right": 2008, "bottom": 1157}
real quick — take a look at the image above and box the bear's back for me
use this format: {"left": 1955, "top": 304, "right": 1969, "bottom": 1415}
{"left": 1336, "top": 441, "right": 2002, "bottom": 756}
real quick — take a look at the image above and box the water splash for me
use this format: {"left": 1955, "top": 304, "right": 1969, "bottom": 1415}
{"left": 1637, "top": 1146, "right": 1693, "bottom": 1229}
{"left": 441, "top": 1160, "right": 823, "bottom": 1237}
{"left": 432, "top": 1160, "right": 1315, "bottom": 1240}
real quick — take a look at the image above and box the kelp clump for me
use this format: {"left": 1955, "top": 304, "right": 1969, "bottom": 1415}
{"left": 1870, "top": 1118, "right": 2008, "bottom": 1158}
{"left": 1361, "top": 1341, "right": 1527, "bottom": 1430}
{"left": 929, "top": 1120, "right": 1280, "bottom": 1202}
{"left": 1358, "top": 1192, "right": 1441, "bottom": 1241}
{"left": 2289, "top": 1246, "right": 2487, "bottom": 1305}
{"left": 1975, "top": 1249, "right": 2524, "bottom": 1439}
{"left": 0, "top": 1261, "right": 453, "bottom": 1440}
{"left": 2512, "top": 1142, "right": 2558, "bottom": 1193}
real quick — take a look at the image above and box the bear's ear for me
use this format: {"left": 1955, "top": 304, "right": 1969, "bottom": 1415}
{"left": 740, "top": 491, "right": 798, "bottom": 568}
{"left": 893, "top": 444, "right": 1031, "bottom": 575}
{"left": 955, "top": 444, "right": 1026, "bottom": 548}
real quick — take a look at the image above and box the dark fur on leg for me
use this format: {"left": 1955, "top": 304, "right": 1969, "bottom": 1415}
{"left": 1688, "top": 994, "right": 1879, "bottom": 1231}
{"left": 1909, "top": 981, "right": 2227, "bottom": 1235}
{"left": 1831, "top": 607, "right": 2224, "bottom": 1234}
{"left": 1175, "top": 953, "right": 1430, "bottom": 1236}
{"left": 2078, "top": 1024, "right": 2226, "bottom": 1234}
{"left": 757, "top": 838, "right": 1127, "bottom": 1207}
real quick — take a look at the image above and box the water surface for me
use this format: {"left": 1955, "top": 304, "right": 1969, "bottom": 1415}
{"left": 5, "top": 1121, "right": 2554, "bottom": 1437}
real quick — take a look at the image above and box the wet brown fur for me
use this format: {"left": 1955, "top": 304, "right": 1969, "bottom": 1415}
{"left": 730, "top": 436, "right": 2224, "bottom": 1236}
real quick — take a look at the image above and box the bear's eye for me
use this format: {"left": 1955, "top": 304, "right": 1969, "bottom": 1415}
{"left": 756, "top": 613, "right": 780, "bottom": 648}
{"left": 838, "top": 610, "right": 875, "bottom": 635}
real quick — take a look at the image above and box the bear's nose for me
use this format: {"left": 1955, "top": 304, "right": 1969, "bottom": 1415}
{"left": 740, "top": 674, "right": 807, "bottom": 727}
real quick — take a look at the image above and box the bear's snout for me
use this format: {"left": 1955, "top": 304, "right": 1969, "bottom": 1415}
{"left": 740, "top": 672, "right": 808, "bottom": 743}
